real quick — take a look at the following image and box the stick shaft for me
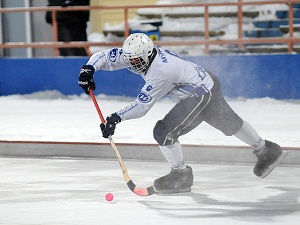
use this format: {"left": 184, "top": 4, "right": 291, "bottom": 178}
{"left": 89, "top": 89, "right": 106, "bottom": 123}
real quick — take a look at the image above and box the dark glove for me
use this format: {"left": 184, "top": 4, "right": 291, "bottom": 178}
{"left": 100, "top": 113, "right": 122, "bottom": 138}
{"left": 78, "top": 65, "right": 95, "bottom": 95}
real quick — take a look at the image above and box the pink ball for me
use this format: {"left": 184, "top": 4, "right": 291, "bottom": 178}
{"left": 105, "top": 193, "right": 114, "bottom": 202}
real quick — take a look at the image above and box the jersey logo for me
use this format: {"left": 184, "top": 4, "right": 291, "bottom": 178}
{"left": 146, "top": 85, "right": 153, "bottom": 91}
{"left": 109, "top": 48, "right": 118, "bottom": 62}
{"left": 138, "top": 92, "right": 152, "bottom": 103}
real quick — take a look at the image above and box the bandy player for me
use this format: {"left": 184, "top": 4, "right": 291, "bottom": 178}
{"left": 78, "top": 33, "right": 287, "bottom": 194}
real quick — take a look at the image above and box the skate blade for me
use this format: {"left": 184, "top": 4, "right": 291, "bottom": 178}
{"left": 155, "top": 187, "right": 192, "bottom": 195}
{"left": 260, "top": 150, "right": 288, "bottom": 178}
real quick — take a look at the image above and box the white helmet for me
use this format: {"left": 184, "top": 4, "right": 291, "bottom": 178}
{"left": 122, "top": 33, "right": 154, "bottom": 74}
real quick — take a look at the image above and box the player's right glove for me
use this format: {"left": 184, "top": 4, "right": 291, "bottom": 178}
{"left": 78, "top": 65, "right": 95, "bottom": 95}
{"left": 100, "top": 113, "right": 122, "bottom": 138}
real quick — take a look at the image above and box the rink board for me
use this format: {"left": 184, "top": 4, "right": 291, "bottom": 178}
{"left": 0, "top": 140, "right": 299, "bottom": 165}
{"left": 1, "top": 54, "right": 300, "bottom": 99}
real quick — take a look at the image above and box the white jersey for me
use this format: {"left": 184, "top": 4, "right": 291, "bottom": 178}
{"left": 86, "top": 46, "right": 214, "bottom": 121}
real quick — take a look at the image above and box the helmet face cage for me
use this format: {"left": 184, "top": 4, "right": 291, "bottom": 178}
{"left": 122, "top": 33, "right": 154, "bottom": 74}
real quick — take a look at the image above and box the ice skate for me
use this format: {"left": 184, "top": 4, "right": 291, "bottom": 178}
{"left": 253, "top": 140, "right": 287, "bottom": 178}
{"left": 154, "top": 165, "right": 193, "bottom": 194}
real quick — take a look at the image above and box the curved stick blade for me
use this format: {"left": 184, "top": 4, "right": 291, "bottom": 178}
{"left": 127, "top": 180, "right": 156, "bottom": 196}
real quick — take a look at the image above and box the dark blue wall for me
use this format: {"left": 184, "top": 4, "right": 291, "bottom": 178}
{"left": 0, "top": 54, "right": 299, "bottom": 99}
{"left": 194, "top": 54, "right": 300, "bottom": 99}
{"left": 0, "top": 58, "right": 144, "bottom": 97}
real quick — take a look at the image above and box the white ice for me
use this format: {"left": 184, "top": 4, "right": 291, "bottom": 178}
{"left": 0, "top": 91, "right": 299, "bottom": 147}
{"left": 0, "top": 157, "right": 299, "bottom": 225}
{"left": 1, "top": 92, "right": 300, "bottom": 224}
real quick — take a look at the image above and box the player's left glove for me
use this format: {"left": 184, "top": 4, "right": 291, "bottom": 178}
{"left": 100, "top": 113, "right": 122, "bottom": 138}
{"left": 78, "top": 65, "right": 95, "bottom": 95}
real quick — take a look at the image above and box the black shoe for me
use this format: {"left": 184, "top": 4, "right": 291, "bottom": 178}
{"left": 253, "top": 140, "right": 287, "bottom": 178}
{"left": 154, "top": 165, "right": 193, "bottom": 194}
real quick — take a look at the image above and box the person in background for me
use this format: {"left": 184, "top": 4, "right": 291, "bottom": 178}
{"left": 78, "top": 33, "right": 287, "bottom": 194}
{"left": 46, "top": 0, "right": 90, "bottom": 56}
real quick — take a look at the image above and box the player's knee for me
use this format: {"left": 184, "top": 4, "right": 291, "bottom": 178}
{"left": 153, "top": 120, "right": 167, "bottom": 145}
{"left": 221, "top": 119, "right": 243, "bottom": 136}
{"left": 223, "top": 130, "right": 235, "bottom": 136}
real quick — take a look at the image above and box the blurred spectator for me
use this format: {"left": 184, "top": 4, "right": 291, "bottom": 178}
{"left": 46, "top": 0, "right": 90, "bottom": 56}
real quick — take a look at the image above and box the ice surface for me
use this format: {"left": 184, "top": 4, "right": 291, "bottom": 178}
{"left": 0, "top": 86, "right": 299, "bottom": 225}
{"left": 0, "top": 157, "right": 299, "bottom": 225}
{"left": 1, "top": 91, "right": 299, "bottom": 147}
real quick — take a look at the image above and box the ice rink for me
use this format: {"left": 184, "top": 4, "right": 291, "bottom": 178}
{"left": 0, "top": 157, "right": 300, "bottom": 225}
{"left": 1, "top": 92, "right": 300, "bottom": 224}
